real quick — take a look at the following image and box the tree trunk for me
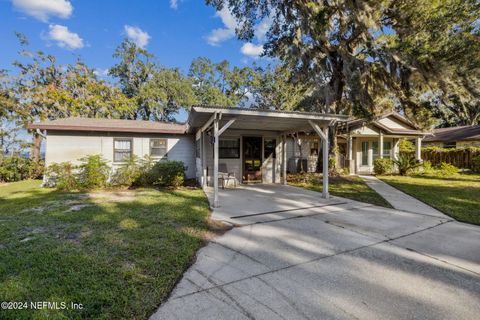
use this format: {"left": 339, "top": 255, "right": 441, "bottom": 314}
{"left": 31, "top": 131, "right": 42, "bottom": 162}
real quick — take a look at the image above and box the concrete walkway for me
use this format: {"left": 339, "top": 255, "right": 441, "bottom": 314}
{"left": 151, "top": 185, "right": 480, "bottom": 320}
{"left": 360, "top": 175, "right": 448, "bottom": 218}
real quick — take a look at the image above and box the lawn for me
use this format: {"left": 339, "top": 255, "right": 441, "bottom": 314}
{"left": 379, "top": 174, "right": 480, "bottom": 225}
{"left": 288, "top": 174, "right": 392, "bottom": 208}
{"left": 0, "top": 180, "right": 211, "bottom": 319}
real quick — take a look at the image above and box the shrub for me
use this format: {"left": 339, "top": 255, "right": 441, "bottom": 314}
{"left": 393, "top": 155, "right": 421, "bottom": 176}
{"left": 46, "top": 162, "right": 78, "bottom": 191}
{"left": 472, "top": 156, "right": 480, "bottom": 173}
{"left": 135, "top": 155, "right": 157, "bottom": 186}
{"left": 111, "top": 155, "right": 141, "bottom": 187}
{"left": 421, "top": 160, "right": 435, "bottom": 175}
{"left": 0, "top": 155, "right": 44, "bottom": 182}
{"left": 399, "top": 139, "right": 415, "bottom": 153}
{"left": 76, "top": 155, "right": 110, "bottom": 190}
{"left": 373, "top": 158, "right": 394, "bottom": 175}
{"left": 150, "top": 160, "right": 185, "bottom": 188}
{"left": 437, "top": 162, "right": 459, "bottom": 176}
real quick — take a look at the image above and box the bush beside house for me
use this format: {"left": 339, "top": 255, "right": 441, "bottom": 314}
{"left": 45, "top": 154, "right": 186, "bottom": 191}
{"left": 0, "top": 154, "right": 44, "bottom": 182}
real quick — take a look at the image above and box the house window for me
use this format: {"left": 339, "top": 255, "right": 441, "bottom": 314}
{"left": 150, "top": 139, "right": 167, "bottom": 157}
{"left": 114, "top": 138, "right": 132, "bottom": 162}
{"left": 443, "top": 142, "right": 456, "bottom": 149}
{"left": 219, "top": 139, "right": 240, "bottom": 158}
{"left": 372, "top": 141, "right": 379, "bottom": 161}
{"left": 310, "top": 141, "right": 319, "bottom": 156}
{"left": 361, "top": 141, "right": 369, "bottom": 166}
{"left": 383, "top": 142, "right": 392, "bottom": 158}
{"left": 264, "top": 139, "right": 276, "bottom": 159}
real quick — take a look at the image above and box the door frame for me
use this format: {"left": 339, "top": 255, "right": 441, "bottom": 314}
{"left": 242, "top": 135, "right": 263, "bottom": 183}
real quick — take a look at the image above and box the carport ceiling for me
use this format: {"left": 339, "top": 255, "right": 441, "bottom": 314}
{"left": 188, "top": 106, "right": 348, "bottom": 133}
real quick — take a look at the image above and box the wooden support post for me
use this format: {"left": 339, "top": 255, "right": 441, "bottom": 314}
{"left": 213, "top": 117, "right": 219, "bottom": 207}
{"left": 415, "top": 137, "right": 422, "bottom": 161}
{"left": 322, "top": 126, "right": 329, "bottom": 199}
{"left": 379, "top": 132, "right": 384, "bottom": 159}
{"left": 347, "top": 135, "right": 353, "bottom": 161}
{"left": 282, "top": 134, "right": 287, "bottom": 185}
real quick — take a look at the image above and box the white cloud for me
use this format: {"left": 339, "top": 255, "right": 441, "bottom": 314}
{"left": 12, "top": 0, "right": 72, "bottom": 22}
{"left": 170, "top": 0, "right": 179, "bottom": 9}
{"left": 240, "top": 42, "right": 263, "bottom": 58}
{"left": 94, "top": 68, "right": 109, "bottom": 77}
{"left": 206, "top": 7, "right": 237, "bottom": 46}
{"left": 124, "top": 25, "right": 151, "bottom": 48}
{"left": 255, "top": 15, "right": 272, "bottom": 41}
{"left": 46, "top": 24, "right": 84, "bottom": 49}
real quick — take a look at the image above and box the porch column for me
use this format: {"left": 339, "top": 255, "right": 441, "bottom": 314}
{"left": 282, "top": 134, "right": 287, "bottom": 185}
{"left": 308, "top": 121, "right": 330, "bottom": 199}
{"left": 379, "top": 132, "right": 384, "bottom": 159}
{"left": 213, "top": 118, "right": 219, "bottom": 207}
{"left": 201, "top": 130, "right": 207, "bottom": 188}
{"left": 415, "top": 137, "right": 422, "bottom": 161}
{"left": 322, "top": 126, "right": 329, "bottom": 199}
{"left": 347, "top": 135, "right": 353, "bottom": 161}
{"left": 393, "top": 138, "right": 400, "bottom": 161}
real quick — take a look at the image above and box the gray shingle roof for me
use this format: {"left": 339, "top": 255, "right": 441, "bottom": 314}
{"left": 27, "top": 117, "right": 187, "bottom": 134}
{"left": 423, "top": 125, "right": 480, "bottom": 142}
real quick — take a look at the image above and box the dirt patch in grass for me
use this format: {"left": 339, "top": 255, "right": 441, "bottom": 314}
{"left": 204, "top": 218, "right": 233, "bottom": 241}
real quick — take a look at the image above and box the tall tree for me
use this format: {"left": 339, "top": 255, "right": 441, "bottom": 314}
{"left": 189, "top": 57, "right": 255, "bottom": 107}
{"left": 206, "top": 0, "right": 480, "bottom": 124}
{"left": 251, "top": 64, "right": 308, "bottom": 110}
{"left": 11, "top": 35, "right": 136, "bottom": 160}
{"left": 138, "top": 67, "right": 197, "bottom": 121}
{"left": 109, "top": 39, "right": 155, "bottom": 118}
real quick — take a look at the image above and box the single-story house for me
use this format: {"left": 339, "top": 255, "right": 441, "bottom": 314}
{"left": 423, "top": 125, "right": 480, "bottom": 149}
{"left": 27, "top": 107, "right": 426, "bottom": 206}
{"left": 286, "top": 112, "right": 425, "bottom": 174}
{"left": 28, "top": 106, "right": 347, "bottom": 207}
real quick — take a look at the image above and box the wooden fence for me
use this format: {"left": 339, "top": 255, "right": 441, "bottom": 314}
{"left": 402, "top": 147, "right": 480, "bottom": 169}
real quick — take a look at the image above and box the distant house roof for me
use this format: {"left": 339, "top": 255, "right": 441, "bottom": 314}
{"left": 338, "top": 112, "right": 424, "bottom": 136}
{"left": 423, "top": 125, "right": 480, "bottom": 142}
{"left": 27, "top": 117, "right": 187, "bottom": 134}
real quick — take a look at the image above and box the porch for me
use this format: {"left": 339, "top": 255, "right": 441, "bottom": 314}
{"left": 187, "top": 106, "right": 348, "bottom": 207}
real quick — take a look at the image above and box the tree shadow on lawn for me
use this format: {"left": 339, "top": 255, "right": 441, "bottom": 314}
{"left": 0, "top": 185, "right": 211, "bottom": 320}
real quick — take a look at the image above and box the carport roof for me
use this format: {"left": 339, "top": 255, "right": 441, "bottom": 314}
{"left": 187, "top": 105, "right": 348, "bottom": 133}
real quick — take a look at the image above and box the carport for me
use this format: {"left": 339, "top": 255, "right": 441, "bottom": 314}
{"left": 187, "top": 106, "right": 348, "bottom": 207}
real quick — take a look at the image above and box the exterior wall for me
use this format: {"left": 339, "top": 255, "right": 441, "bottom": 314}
{"left": 45, "top": 130, "right": 196, "bottom": 178}
{"left": 201, "top": 129, "right": 282, "bottom": 185}
{"left": 377, "top": 117, "right": 412, "bottom": 130}
{"left": 286, "top": 136, "right": 320, "bottom": 173}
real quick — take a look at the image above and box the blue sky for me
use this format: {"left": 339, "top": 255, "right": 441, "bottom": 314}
{"left": 0, "top": 0, "right": 268, "bottom": 76}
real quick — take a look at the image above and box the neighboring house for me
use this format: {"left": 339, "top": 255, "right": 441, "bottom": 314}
{"left": 423, "top": 125, "right": 480, "bottom": 149}
{"left": 286, "top": 112, "right": 425, "bottom": 174}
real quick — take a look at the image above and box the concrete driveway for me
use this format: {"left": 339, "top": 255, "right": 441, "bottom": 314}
{"left": 151, "top": 185, "right": 480, "bottom": 320}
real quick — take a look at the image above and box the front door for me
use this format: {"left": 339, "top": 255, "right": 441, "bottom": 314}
{"left": 243, "top": 136, "right": 262, "bottom": 183}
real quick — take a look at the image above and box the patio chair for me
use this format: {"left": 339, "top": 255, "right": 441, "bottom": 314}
{"left": 218, "top": 163, "right": 237, "bottom": 189}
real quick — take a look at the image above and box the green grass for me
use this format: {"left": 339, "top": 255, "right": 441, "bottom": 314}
{"left": 0, "top": 180, "right": 211, "bottom": 319}
{"left": 288, "top": 174, "right": 393, "bottom": 208}
{"left": 379, "top": 174, "right": 480, "bottom": 225}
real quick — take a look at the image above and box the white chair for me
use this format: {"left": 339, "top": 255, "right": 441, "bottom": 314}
{"left": 218, "top": 163, "right": 237, "bottom": 189}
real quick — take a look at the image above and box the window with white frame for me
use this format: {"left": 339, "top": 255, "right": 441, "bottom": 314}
{"left": 114, "top": 138, "right": 133, "bottom": 162}
{"left": 150, "top": 138, "right": 167, "bottom": 157}
{"left": 219, "top": 138, "right": 240, "bottom": 158}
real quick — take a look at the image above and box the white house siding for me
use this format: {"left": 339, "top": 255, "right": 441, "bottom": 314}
{"left": 45, "top": 131, "right": 196, "bottom": 179}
